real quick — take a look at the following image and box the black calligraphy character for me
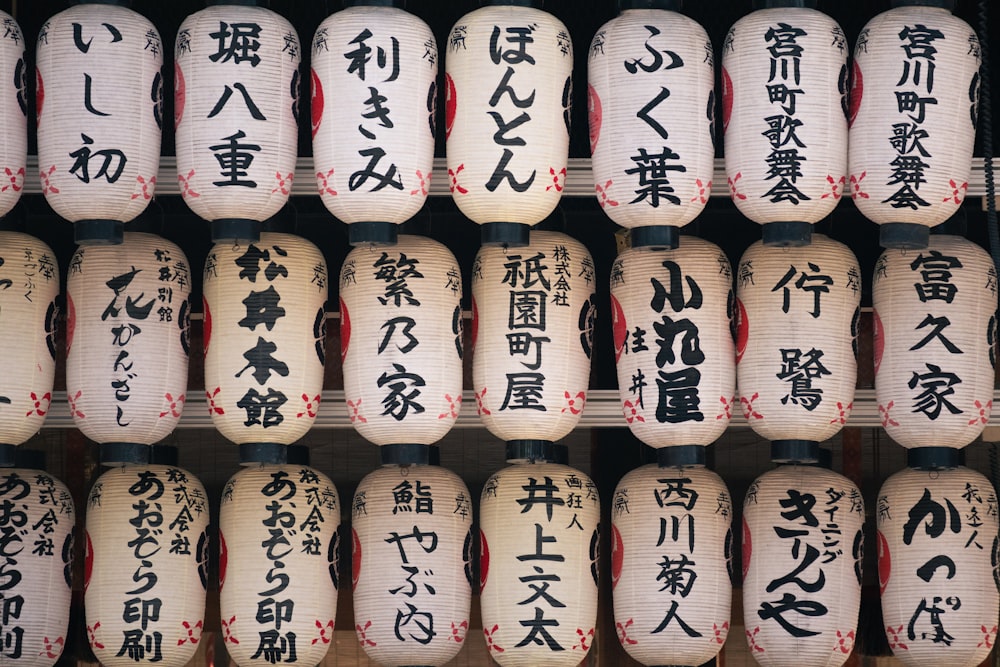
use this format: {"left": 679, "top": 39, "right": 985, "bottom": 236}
{"left": 377, "top": 363, "right": 425, "bottom": 420}
{"left": 765, "top": 23, "right": 806, "bottom": 83}
{"left": 911, "top": 251, "right": 962, "bottom": 303}
{"left": 208, "top": 83, "right": 266, "bottom": 120}
{"left": 910, "top": 315, "right": 962, "bottom": 353}
{"left": 236, "top": 337, "right": 289, "bottom": 385}
{"left": 779, "top": 489, "right": 818, "bottom": 526}
{"left": 657, "top": 554, "right": 698, "bottom": 596}
{"left": 349, "top": 147, "right": 403, "bottom": 192}
{"left": 507, "top": 332, "right": 550, "bottom": 370}
{"left": 517, "top": 477, "right": 564, "bottom": 521}
{"left": 83, "top": 74, "right": 109, "bottom": 116}
{"left": 907, "top": 596, "right": 960, "bottom": 645}
{"left": 908, "top": 364, "right": 962, "bottom": 419}
{"left": 902, "top": 488, "right": 961, "bottom": 545}
{"left": 379, "top": 317, "right": 418, "bottom": 354}
{"left": 758, "top": 592, "right": 827, "bottom": 637}
{"left": 102, "top": 267, "right": 155, "bottom": 321}
{"left": 385, "top": 526, "right": 439, "bottom": 563}
{"left": 516, "top": 607, "right": 564, "bottom": 650}
{"left": 73, "top": 22, "right": 122, "bottom": 54}
{"left": 237, "top": 388, "right": 287, "bottom": 427}
{"left": 624, "top": 25, "right": 683, "bottom": 74}
{"left": 625, "top": 147, "right": 686, "bottom": 206}
{"left": 210, "top": 130, "right": 261, "bottom": 187}
{"left": 651, "top": 600, "right": 702, "bottom": 637}
{"left": 776, "top": 348, "right": 831, "bottom": 410}
{"left": 916, "top": 554, "right": 957, "bottom": 582}
{"left": 490, "top": 26, "right": 535, "bottom": 65}
{"left": 394, "top": 603, "right": 435, "bottom": 644}
{"left": 116, "top": 629, "right": 163, "bottom": 662}
{"left": 651, "top": 262, "right": 702, "bottom": 313}
{"left": 359, "top": 86, "right": 393, "bottom": 139}
{"left": 489, "top": 67, "right": 536, "bottom": 109}
{"left": 653, "top": 316, "right": 704, "bottom": 367}
{"left": 250, "top": 630, "right": 297, "bottom": 664}
{"left": 656, "top": 368, "right": 702, "bottom": 423}
{"left": 636, "top": 87, "right": 672, "bottom": 140}
{"left": 485, "top": 148, "right": 536, "bottom": 193}
{"left": 209, "top": 22, "right": 262, "bottom": 67}
{"left": 239, "top": 286, "right": 285, "bottom": 331}
{"left": 500, "top": 372, "right": 546, "bottom": 411}
{"left": 772, "top": 263, "right": 831, "bottom": 318}
{"left": 69, "top": 133, "right": 127, "bottom": 184}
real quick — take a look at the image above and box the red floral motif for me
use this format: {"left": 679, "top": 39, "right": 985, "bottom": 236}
{"left": 712, "top": 621, "right": 729, "bottom": 644}
{"left": 316, "top": 168, "right": 337, "bottom": 196}
{"left": 131, "top": 174, "right": 156, "bottom": 200}
{"left": 623, "top": 399, "right": 644, "bottom": 424}
{"left": 879, "top": 401, "right": 899, "bottom": 428}
{"left": 40, "top": 636, "right": 64, "bottom": 659}
{"left": 311, "top": 619, "right": 334, "bottom": 645}
{"left": 746, "top": 626, "right": 764, "bottom": 653}
{"left": 717, "top": 395, "right": 734, "bottom": 421}
{"left": 39, "top": 166, "right": 59, "bottom": 195}
{"left": 438, "top": 393, "right": 461, "bottom": 420}
{"left": 206, "top": 387, "right": 224, "bottom": 416}
{"left": 821, "top": 174, "right": 845, "bottom": 199}
{"left": 886, "top": 624, "right": 907, "bottom": 651}
{"left": 356, "top": 620, "right": 376, "bottom": 647}
{"left": 546, "top": 167, "right": 566, "bottom": 192}
{"left": 943, "top": 179, "right": 968, "bottom": 204}
{"left": 347, "top": 398, "right": 367, "bottom": 424}
{"left": 450, "top": 620, "right": 468, "bottom": 643}
{"left": 221, "top": 616, "right": 239, "bottom": 645}
{"left": 26, "top": 391, "right": 51, "bottom": 418}
{"left": 616, "top": 619, "right": 638, "bottom": 645}
{"left": 178, "top": 620, "right": 203, "bottom": 646}
{"left": 573, "top": 628, "right": 594, "bottom": 651}
{"left": 850, "top": 172, "right": 868, "bottom": 199}
{"left": 741, "top": 392, "right": 763, "bottom": 420}
{"left": 178, "top": 170, "right": 199, "bottom": 199}
{"left": 271, "top": 171, "right": 294, "bottom": 196}
{"left": 410, "top": 169, "right": 432, "bottom": 196}
{"left": 836, "top": 629, "right": 855, "bottom": 654}
{"left": 563, "top": 391, "right": 586, "bottom": 415}
{"left": 87, "top": 623, "right": 104, "bottom": 650}
{"left": 297, "top": 393, "right": 321, "bottom": 419}
{"left": 691, "top": 178, "right": 711, "bottom": 204}
{"left": 595, "top": 180, "right": 619, "bottom": 208}
{"left": 449, "top": 164, "right": 468, "bottom": 194}
{"left": 159, "top": 393, "right": 185, "bottom": 419}
{"left": 0, "top": 166, "right": 23, "bottom": 193}
{"left": 829, "top": 401, "right": 853, "bottom": 425}
{"left": 68, "top": 390, "right": 85, "bottom": 419}
{"left": 968, "top": 399, "right": 992, "bottom": 426}
{"left": 728, "top": 172, "right": 746, "bottom": 200}
{"left": 978, "top": 624, "right": 997, "bottom": 648}
{"left": 474, "top": 388, "right": 491, "bottom": 416}
{"left": 483, "top": 624, "right": 503, "bottom": 653}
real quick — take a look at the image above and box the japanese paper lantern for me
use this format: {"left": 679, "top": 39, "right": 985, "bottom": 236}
{"left": 611, "top": 463, "right": 733, "bottom": 665}
{"left": 340, "top": 235, "right": 463, "bottom": 460}
{"left": 479, "top": 462, "right": 600, "bottom": 665}
{"left": 611, "top": 237, "right": 735, "bottom": 451}
{"left": 66, "top": 232, "right": 192, "bottom": 465}
{"left": 0, "top": 232, "right": 59, "bottom": 466}
{"left": 0, "top": 12, "right": 26, "bottom": 220}
{"left": 848, "top": 0, "right": 980, "bottom": 249}
{"left": 36, "top": 1, "right": 162, "bottom": 245}
{"left": 878, "top": 462, "right": 999, "bottom": 666}
{"left": 219, "top": 464, "right": 340, "bottom": 666}
{"left": 735, "top": 234, "right": 860, "bottom": 461}
{"left": 175, "top": 1, "right": 300, "bottom": 242}
{"left": 85, "top": 464, "right": 210, "bottom": 666}
{"left": 203, "top": 232, "right": 327, "bottom": 464}
{"left": 351, "top": 463, "right": 473, "bottom": 664}
{"left": 873, "top": 233, "right": 996, "bottom": 450}
{"left": 588, "top": 0, "right": 715, "bottom": 249}
{"left": 723, "top": 2, "right": 849, "bottom": 246}
{"left": 312, "top": 2, "right": 437, "bottom": 246}
{"left": 742, "top": 464, "right": 865, "bottom": 665}
{"left": 445, "top": 1, "right": 572, "bottom": 246}
{"left": 472, "top": 231, "right": 596, "bottom": 451}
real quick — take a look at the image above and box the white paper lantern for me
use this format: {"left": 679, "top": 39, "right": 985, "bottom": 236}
{"left": 36, "top": 1, "right": 162, "bottom": 245}
{"left": 312, "top": 2, "right": 437, "bottom": 246}
{"left": 0, "top": 12, "right": 26, "bottom": 221}
{"left": 611, "top": 463, "right": 733, "bottom": 666}
{"left": 445, "top": 1, "right": 572, "bottom": 246}
{"left": 351, "top": 464, "right": 473, "bottom": 665}
{"left": 878, "top": 464, "right": 999, "bottom": 667}
{"left": 588, "top": 1, "right": 714, "bottom": 249}
{"left": 479, "top": 462, "right": 600, "bottom": 666}
{"left": 203, "top": 232, "right": 327, "bottom": 464}
{"left": 848, "top": 2, "right": 980, "bottom": 249}
{"left": 472, "top": 231, "right": 596, "bottom": 447}
{"left": 873, "top": 234, "right": 996, "bottom": 450}
{"left": 219, "top": 464, "right": 340, "bottom": 667}
{"left": 610, "top": 237, "right": 735, "bottom": 450}
{"left": 66, "top": 232, "right": 192, "bottom": 465}
{"left": 735, "top": 234, "right": 860, "bottom": 459}
{"left": 723, "top": 4, "right": 848, "bottom": 246}
{"left": 742, "top": 465, "right": 865, "bottom": 665}
{"left": 175, "top": 2, "right": 300, "bottom": 242}
{"left": 0, "top": 232, "right": 59, "bottom": 466}
{"left": 85, "top": 464, "right": 209, "bottom": 667}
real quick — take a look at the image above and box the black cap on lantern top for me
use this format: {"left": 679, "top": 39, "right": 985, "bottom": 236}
{"left": 345, "top": 0, "right": 405, "bottom": 6}
{"left": 907, "top": 446, "right": 961, "bottom": 470}
{"left": 72, "top": 0, "right": 132, "bottom": 5}
{"left": 891, "top": 0, "right": 955, "bottom": 9}
{"left": 619, "top": 0, "right": 682, "bottom": 10}
{"left": 286, "top": 444, "right": 310, "bottom": 466}
{"left": 100, "top": 442, "right": 151, "bottom": 466}
{"left": 482, "top": 0, "right": 544, "bottom": 7}
{"left": 150, "top": 445, "right": 179, "bottom": 467}
{"left": 75, "top": 219, "right": 124, "bottom": 246}
{"left": 506, "top": 439, "right": 557, "bottom": 464}
{"left": 880, "top": 222, "right": 930, "bottom": 250}
{"left": 656, "top": 445, "right": 706, "bottom": 468}
{"left": 631, "top": 225, "right": 679, "bottom": 250}
{"left": 482, "top": 222, "right": 530, "bottom": 247}
{"left": 0, "top": 445, "right": 16, "bottom": 468}
{"left": 381, "top": 443, "right": 434, "bottom": 466}
{"left": 350, "top": 221, "right": 398, "bottom": 246}
{"left": 762, "top": 221, "right": 813, "bottom": 247}
{"left": 239, "top": 442, "right": 288, "bottom": 465}
{"left": 771, "top": 439, "right": 820, "bottom": 464}
{"left": 754, "top": 0, "right": 817, "bottom": 8}
{"left": 14, "top": 449, "right": 45, "bottom": 471}
{"left": 213, "top": 218, "right": 261, "bottom": 244}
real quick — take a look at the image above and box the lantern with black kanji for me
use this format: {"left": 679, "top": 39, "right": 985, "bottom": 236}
{"left": 742, "top": 464, "right": 865, "bottom": 664}
{"left": 735, "top": 234, "right": 860, "bottom": 462}
{"left": 175, "top": 1, "right": 300, "bottom": 243}
{"left": 312, "top": 2, "right": 437, "bottom": 246}
{"left": 0, "top": 11, "right": 26, "bottom": 222}
{"left": 873, "top": 233, "right": 995, "bottom": 451}
{"left": 445, "top": 1, "right": 572, "bottom": 246}
{"left": 85, "top": 464, "right": 210, "bottom": 666}
{"left": 723, "top": 2, "right": 848, "bottom": 246}
{"left": 588, "top": 0, "right": 714, "bottom": 249}
{"left": 848, "top": 0, "right": 980, "bottom": 249}
{"left": 36, "top": 1, "right": 162, "bottom": 245}
{"left": 480, "top": 462, "right": 600, "bottom": 665}
{"left": 219, "top": 464, "right": 340, "bottom": 666}
{"left": 66, "top": 232, "right": 192, "bottom": 465}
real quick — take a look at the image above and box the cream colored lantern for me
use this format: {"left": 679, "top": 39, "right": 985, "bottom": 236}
{"left": 0, "top": 11, "right": 26, "bottom": 222}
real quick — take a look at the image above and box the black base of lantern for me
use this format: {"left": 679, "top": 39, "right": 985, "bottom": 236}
{"left": 212, "top": 218, "right": 260, "bottom": 244}
{"left": 762, "top": 221, "right": 813, "bottom": 247}
{"left": 506, "top": 440, "right": 556, "bottom": 463}
{"left": 207, "top": 0, "right": 267, "bottom": 6}
{"left": 891, "top": 0, "right": 954, "bottom": 9}
{"left": 880, "top": 223, "right": 929, "bottom": 250}
{"left": 72, "top": 0, "right": 133, "bottom": 6}
{"left": 14, "top": 449, "right": 44, "bottom": 470}
{"left": 907, "top": 446, "right": 961, "bottom": 470}
{"left": 483, "top": 0, "right": 543, "bottom": 6}
{"left": 287, "top": 444, "right": 310, "bottom": 466}
{"left": 349, "top": 221, "right": 398, "bottom": 246}
{"left": 150, "top": 445, "right": 179, "bottom": 467}
{"left": 631, "top": 225, "right": 678, "bottom": 249}
{"left": 75, "top": 219, "right": 123, "bottom": 246}
{"left": 771, "top": 439, "right": 820, "bottom": 464}
{"left": 0, "top": 444, "right": 15, "bottom": 468}
{"left": 755, "top": 0, "right": 817, "bottom": 8}
{"left": 101, "top": 442, "right": 150, "bottom": 466}
{"left": 482, "top": 222, "right": 530, "bottom": 247}
{"left": 381, "top": 444, "right": 433, "bottom": 466}
{"left": 239, "top": 443, "right": 288, "bottom": 465}
{"left": 345, "top": 0, "right": 405, "bottom": 6}
{"left": 656, "top": 445, "right": 705, "bottom": 468}
{"left": 619, "top": 0, "right": 682, "bottom": 11}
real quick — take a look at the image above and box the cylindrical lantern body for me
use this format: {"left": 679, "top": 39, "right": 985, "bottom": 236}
{"left": 735, "top": 234, "right": 860, "bottom": 448}
{"left": 610, "top": 237, "right": 735, "bottom": 445}
{"left": 202, "top": 232, "right": 327, "bottom": 456}
{"left": 848, "top": 6, "right": 980, "bottom": 247}
{"left": 352, "top": 464, "right": 473, "bottom": 665}
{"left": 175, "top": 4, "right": 299, "bottom": 242}
{"left": 0, "top": 468, "right": 74, "bottom": 666}
{"left": 878, "top": 465, "right": 999, "bottom": 666}
{"left": 445, "top": 4, "right": 572, "bottom": 244}
{"left": 0, "top": 12, "right": 26, "bottom": 219}
{"left": 312, "top": 5, "right": 436, "bottom": 245}
{"left": 471, "top": 231, "right": 596, "bottom": 443}
{"left": 588, "top": 8, "right": 714, "bottom": 242}
{"left": 36, "top": 3, "right": 162, "bottom": 244}
{"left": 85, "top": 464, "right": 209, "bottom": 666}
{"left": 742, "top": 465, "right": 865, "bottom": 665}
{"left": 873, "top": 235, "right": 996, "bottom": 449}
{"left": 219, "top": 464, "right": 340, "bottom": 666}
{"left": 479, "top": 462, "right": 600, "bottom": 666}
{"left": 340, "top": 235, "right": 463, "bottom": 445}
{"left": 612, "top": 464, "right": 732, "bottom": 666}
{"left": 66, "top": 232, "right": 191, "bottom": 458}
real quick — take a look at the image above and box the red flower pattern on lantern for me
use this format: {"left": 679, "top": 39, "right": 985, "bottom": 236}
{"left": 573, "top": 628, "right": 594, "bottom": 651}
{"left": 562, "top": 391, "right": 585, "bottom": 414}
{"left": 712, "top": 621, "right": 729, "bottom": 644}
{"left": 483, "top": 624, "right": 503, "bottom": 653}
{"left": 546, "top": 166, "right": 566, "bottom": 192}
{"left": 316, "top": 168, "right": 337, "bottom": 197}
{"left": 178, "top": 169, "right": 199, "bottom": 199}
{"left": 829, "top": 401, "right": 853, "bottom": 425}
{"left": 347, "top": 398, "right": 367, "bottom": 424}
{"left": 0, "top": 166, "right": 23, "bottom": 193}
{"left": 746, "top": 626, "right": 765, "bottom": 653}
{"left": 87, "top": 623, "right": 104, "bottom": 650}
{"left": 835, "top": 629, "right": 855, "bottom": 654}
{"left": 717, "top": 395, "right": 734, "bottom": 421}
{"left": 616, "top": 618, "right": 638, "bottom": 645}
{"left": 68, "top": 390, "right": 85, "bottom": 418}
{"left": 741, "top": 392, "right": 763, "bottom": 420}
{"left": 131, "top": 174, "right": 156, "bottom": 200}
{"left": 410, "top": 169, "right": 432, "bottom": 196}
{"left": 271, "top": 171, "right": 294, "bottom": 196}
{"left": 448, "top": 164, "right": 468, "bottom": 194}
{"left": 221, "top": 616, "right": 239, "bottom": 645}
{"left": 39, "top": 166, "right": 59, "bottom": 195}
{"left": 595, "top": 180, "right": 619, "bottom": 208}
{"left": 356, "top": 620, "right": 376, "bottom": 647}
{"left": 474, "top": 387, "right": 491, "bottom": 416}
{"left": 178, "top": 620, "right": 203, "bottom": 646}
{"left": 450, "top": 620, "right": 468, "bottom": 643}
{"left": 943, "top": 179, "right": 968, "bottom": 204}
{"left": 40, "top": 636, "right": 64, "bottom": 659}
{"left": 968, "top": 399, "right": 992, "bottom": 426}
{"left": 26, "top": 391, "right": 51, "bottom": 417}
{"left": 821, "top": 174, "right": 845, "bottom": 200}
{"left": 622, "top": 399, "right": 644, "bottom": 424}
{"left": 297, "top": 393, "right": 321, "bottom": 419}
{"left": 438, "top": 393, "right": 462, "bottom": 420}
{"left": 879, "top": 401, "right": 899, "bottom": 428}
{"left": 885, "top": 624, "right": 907, "bottom": 651}
{"left": 978, "top": 625, "right": 997, "bottom": 648}
{"left": 849, "top": 171, "right": 868, "bottom": 199}
{"left": 311, "top": 619, "right": 334, "bottom": 646}
{"left": 728, "top": 172, "right": 746, "bottom": 200}
{"left": 159, "top": 392, "right": 185, "bottom": 419}
{"left": 206, "top": 387, "right": 224, "bottom": 415}
{"left": 691, "top": 178, "right": 711, "bottom": 204}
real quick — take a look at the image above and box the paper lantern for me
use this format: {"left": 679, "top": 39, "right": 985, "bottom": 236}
{"left": 479, "top": 462, "right": 600, "bottom": 666}
{"left": 312, "top": 2, "right": 437, "bottom": 246}
{"left": 445, "top": 1, "right": 572, "bottom": 246}
{"left": 873, "top": 233, "right": 996, "bottom": 450}
{"left": 0, "top": 232, "right": 59, "bottom": 466}
{"left": 611, "top": 463, "right": 733, "bottom": 666}
{"left": 203, "top": 232, "right": 327, "bottom": 464}
{"left": 742, "top": 464, "right": 865, "bottom": 665}
{"left": 36, "top": 1, "right": 162, "bottom": 245}
{"left": 472, "top": 231, "right": 596, "bottom": 448}
{"left": 85, "top": 464, "right": 209, "bottom": 666}
{"left": 175, "top": 1, "right": 300, "bottom": 242}
{"left": 735, "top": 234, "right": 860, "bottom": 460}
{"left": 611, "top": 237, "right": 735, "bottom": 449}
{"left": 219, "top": 464, "right": 340, "bottom": 666}
{"left": 848, "top": 1, "right": 980, "bottom": 249}
{"left": 588, "top": 1, "right": 714, "bottom": 249}
{"left": 0, "top": 12, "right": 25, "bottom": 221}
{"left": 723, "top": 2, "right": 848, "bottom": 246}
{"left": 351, "top": 463, "right": 473, "bottom": 665}
{"left": 878, "top": 463, "right": 999, "bottom": 666}
{"left": 66, "top": 232, "right": 192, "bottom": 465}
